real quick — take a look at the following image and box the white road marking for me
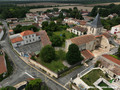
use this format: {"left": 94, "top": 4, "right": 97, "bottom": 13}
{"left": 25, "top": 72, "right": 34, "bottom": 79}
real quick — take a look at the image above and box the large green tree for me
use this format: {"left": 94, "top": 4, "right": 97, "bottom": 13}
{"left": 50, "top": 35, "right": 63, "bottom": 47}
{"left": 40, "top": 45, "right": 56, "bottom": 63}
{"left": 25, "top": 79, "right": 42, "bottom": 90}
{"left": 66, "top": 44, "right": 83, "bottom": 65}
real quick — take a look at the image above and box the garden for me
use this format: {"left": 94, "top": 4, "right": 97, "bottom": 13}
{"left": 81, "top": 69, "right": 110, "bottom": 86}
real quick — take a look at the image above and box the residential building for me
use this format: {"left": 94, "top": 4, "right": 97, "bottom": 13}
{"left": 9, "top": 22, "right": 33, "bottom": 29}
{"left": 99, "top": 54, "right": 120, "bottom": 79}
{"left": 10, "top": 30, "right": 41, "bottom": 47}
{"left": 71, "top": 26, "right": 87, "bottom": 36}
{"left": 110, "top": 25, "right": 120, "bottom": 34}
{"left": 6, "top": 18, "right": 18, "bottom": 23}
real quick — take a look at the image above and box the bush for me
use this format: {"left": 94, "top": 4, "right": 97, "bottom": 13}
{"left": 95, "top": 61, "right": 101, "bottom": 67}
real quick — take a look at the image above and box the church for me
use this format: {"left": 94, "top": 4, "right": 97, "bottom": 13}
{"left": 65, "top": 14, "right": 113, "bottom": 52}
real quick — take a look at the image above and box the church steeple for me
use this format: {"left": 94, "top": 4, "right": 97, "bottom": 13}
{"left": 91, "top": 13, "right": 103, "bottom": 28}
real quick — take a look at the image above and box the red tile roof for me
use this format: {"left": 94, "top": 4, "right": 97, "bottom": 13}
{"left": 70, "top": 35, "right": 95, "bottom": 45}
{"left": 0, "top": 55, "right": 7, "bottom": 74}
{"left": 20, "top": 30, "right": 34, "bottom": 36}
{"left": 38, "top": 30, "right": 51, "bottom": 46}
{"left": 9, "top": 30, "right": 13, "bottom": 32}
{"left": 102, "top": 54, "right": 120, "bottom": 66}
{"left": 81, "top": 50, "right": 94, "bottom": 60}
{"left": 103, "top": 32, "right": 111, "bottom": 38}
{"left": 11, "top": 37, "right": 23, "bottom": 43}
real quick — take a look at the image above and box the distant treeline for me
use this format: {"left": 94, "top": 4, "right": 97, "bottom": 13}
{"left": 91, "top": 3, "right": 120, "bottom": 17}
{"left": 0, "top": 5, "right": 53, "bottom": 19}
{"left": 0, "top": 0, "right": 120, "bottom": 5}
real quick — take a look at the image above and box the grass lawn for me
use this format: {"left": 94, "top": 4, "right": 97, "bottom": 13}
{"left": 36, "top": 58, "right": 67, "bottom": 73}
{"left": 110, "top": 55, "right": 120, "bottom": 60}
{"left": 53, "top": 30, "right": 77, "bottom": 47}
{"left": 53, "top": 30, "right": 77, "bottom": 39}
{"left": 81, "top": 69, "right": 110, "bottom": 86}
{"left": 98, "top": 81, "right": 113, "bottom": 90}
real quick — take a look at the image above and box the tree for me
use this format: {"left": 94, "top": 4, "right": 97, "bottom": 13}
{"left": 40, "top": 45, "right": 55, "bottom": 63}
{"left": 90, "top": 6, "right": 98, "bottom": 17}
{"left": 1, "top": 86, "right": 16, "bottom": 90}
{"left": 42, "top": 21, "right": 48, "bottom": 30}
{"left": 50, "top": 35, "right": 63, "bottom": 47}
{"left": 66, "top": 44, "right": 83, "bottom": 65}
{"left": 13, "top": 24, "right": 22, "bottom": 33}
{"left": 25, "top": 79, "right": 42, "bottom": 90}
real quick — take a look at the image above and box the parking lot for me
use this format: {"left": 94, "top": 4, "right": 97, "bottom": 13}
{"left": 16, "top": 41, "right": 42, "bottom": 54}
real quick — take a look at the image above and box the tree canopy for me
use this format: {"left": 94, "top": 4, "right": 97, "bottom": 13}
{"left": 1, "top": 86, "right": 16, "bottom": 90}
{"left": 40, "top": 45, "right": 56, "bottom": 63}
{"left": 13, "top": 25, "right": 39, "bottom": 34}
{"left": 66, "top": 44, "right": 83, "bottom": 65}
{"left": 25, "top": 79, "right": 42, "bottom": 90}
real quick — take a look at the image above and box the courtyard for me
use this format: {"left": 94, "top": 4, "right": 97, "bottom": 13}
{"left": 81, "top": 69, "right": 110, "bottom": 86}
{"left": 15, "top": 41, "right": 42, "bottom": 54}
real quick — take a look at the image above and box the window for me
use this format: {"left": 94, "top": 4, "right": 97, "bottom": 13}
{"left": 33, "top": 39, "right": 34, "bottom": 41}
{"left": 26, "top": 36, "right": 27, "bottom": 39}
{"left": 39, "top": 37, "right": 40, "bottom": 39}
{"left": 32, "top": 35, "right": 34, "bottom": 37}
{"left": 29, "top": 35, "right": 31, "bottom": 38}
{"left": 30, "top": 40, "right": 31, "bottom": 42}
{"left": 92, "top": 28, "right": 94, "bottom": 33}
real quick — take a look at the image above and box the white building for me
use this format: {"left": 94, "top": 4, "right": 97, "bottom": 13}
{"left": 110, "top": 25, "right": 120, "bottom": 34}
{"left": 10, "top": 30, "right": 41, "bottom": 47}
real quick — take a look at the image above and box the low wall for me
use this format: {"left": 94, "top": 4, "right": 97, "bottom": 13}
{"left": 29, "top": 59, "right": 58, "bottom": 78}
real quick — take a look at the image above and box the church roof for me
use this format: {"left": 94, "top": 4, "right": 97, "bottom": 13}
{"left": 91, "top": 13, "right": 103, "bottom": 28}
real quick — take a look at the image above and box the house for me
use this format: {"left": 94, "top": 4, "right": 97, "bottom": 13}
{"left": 9, "top": 22, "right": 33, "bottom": 29}
{"left": 10, "top": 30, "right": 41, "bottom": 47}
{"left": 6, "top": 18, "right": 18, "bottom": 23}
{"left": 71, "top": 26, "right": 87, "bottom": 36}
{"left": 65, "top": 35, "right": 96, "bottom": 51}
{"left": 26, "top": 13, "right": 38, "bottom": 21}
{"left": 99, "top": 54, "right": 120, "bottom": 79}
{"left": 110, "top": 25, "right": 120, "bottom": 34}
{"left": 0, "top": 51, "right": 7, "bottom": 76}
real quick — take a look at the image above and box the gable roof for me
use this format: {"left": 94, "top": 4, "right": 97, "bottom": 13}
{"left": 11, "top": 37, "right": 23, "bottom": 43}
{"left": 37, "top": 30, "right": 51, "bottom": 46}
{"left": 72, "top": 26, "right": 87, "bottom": 32}
{"left": 70, "top": 35, "right": 95, "bottom": 45}
{"left": 20, "top": 30, "right": 34, "bottom": 36}
{"left": 102, "top": 32, "right": 111, "bottom": 38}
{"left": 0, "top": 55, "right": 7, "bottom": 74}
{"left": 91, "top": 13, "right": 103, "bottom": 28}
{"left": 81, "top": 50, "right": 94, "bottom": 60}
{"left": 102, "top": 54, "right": 120, "bottom": 66}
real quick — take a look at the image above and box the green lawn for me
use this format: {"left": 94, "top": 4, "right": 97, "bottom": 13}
{"left": 53, "top": 30, "right": 77, "bottom": 39}
{"left": 81, "top": 69, "right": 110, "bottom": 86}
{"left": 36, "top": 58, "right": 67, "bottom": 73}
{"left": 110, "top": 55, "right": 120, "bottom": 60}
{"left": 53, "top": 30, "right": 77, "bottom": 47}
{"left": 98, "top": 81, "right": 113, "bottom": 90}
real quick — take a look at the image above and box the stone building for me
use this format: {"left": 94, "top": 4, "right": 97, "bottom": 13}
{"left": 65, "top": 13, "right": 112, "bottom": 52}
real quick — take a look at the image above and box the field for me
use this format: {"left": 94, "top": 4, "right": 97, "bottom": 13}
{"left": 30, "top": 5, "right": 93, "bottom": 12}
